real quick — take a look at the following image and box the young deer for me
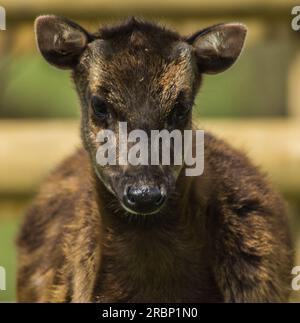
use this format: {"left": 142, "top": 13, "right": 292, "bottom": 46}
{"left": 17, "top": 16, "right": 293, "bottom": 302}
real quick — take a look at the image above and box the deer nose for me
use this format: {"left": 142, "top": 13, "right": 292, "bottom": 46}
{"left": 123, "top": 184, "right": 166, "bottom": 214}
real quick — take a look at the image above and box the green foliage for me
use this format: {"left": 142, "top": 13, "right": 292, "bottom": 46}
{"left": 0, "top": 218, "right": 19, "bottom": 302}
{"left": 194, "top": 38, "right": 292, "bottom": 118}
{"left": 1, "top": 55, "right": 79, "bottom": 118}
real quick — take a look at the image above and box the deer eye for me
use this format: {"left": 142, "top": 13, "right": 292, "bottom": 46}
{"left": 91, "top": 96, "right": 110, "bottom": 120}
{"left": 170, "top": 102, "right": 192, "bottom": 124}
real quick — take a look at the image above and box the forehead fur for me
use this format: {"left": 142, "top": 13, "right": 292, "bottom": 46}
{"left": 94, "top": 17, "right": 181, "bottom": 48}
{"left": 74, "top": 18, "right": 195, "bottom": 121}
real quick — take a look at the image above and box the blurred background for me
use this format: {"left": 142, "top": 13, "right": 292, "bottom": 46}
{"left": 0, "top": 0, "right": 300, "bottom": 302}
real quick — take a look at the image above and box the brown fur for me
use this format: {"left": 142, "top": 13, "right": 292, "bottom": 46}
{"left": 17, "top": 17, "right": 293, "bottom": 303}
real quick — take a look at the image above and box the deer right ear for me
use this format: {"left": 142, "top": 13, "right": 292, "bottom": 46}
{"left": 34, "top": 15, "right": 92, "bottom": 69}
{"left": 186, "top": 23, "right": 247, "bottom": 74}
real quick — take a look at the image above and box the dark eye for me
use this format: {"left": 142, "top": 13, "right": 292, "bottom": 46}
{"left": 171, "top": 102, "right": 191, "bottom": 123}
{"left": 91, "top": 96, "right": 109, "bottom": 120}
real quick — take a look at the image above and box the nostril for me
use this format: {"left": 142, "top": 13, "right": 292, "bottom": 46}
{"left": 155, "top": 194, "right": 164, "bottom": 206}
{"left": 124, "top": 186, "right": 136, "bottom": 206}
{"left": 155, "top": 186, "right": 166, "bottom": 206}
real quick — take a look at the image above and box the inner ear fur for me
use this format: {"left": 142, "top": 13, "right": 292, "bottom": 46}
{"left": 35, "top": 15, "right": 93, "bottom": 69}
{"left": 186, "top": 23, "right": 247, "bottom": 74}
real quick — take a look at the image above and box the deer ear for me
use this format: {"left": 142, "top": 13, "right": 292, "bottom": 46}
{"left": 34, "top": 15, "right": 92, "bottom": 69}
{"left": 187, "top": 23, "right": 247, "bottom": 74}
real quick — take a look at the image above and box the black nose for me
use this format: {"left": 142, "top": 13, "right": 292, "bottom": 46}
{"left": 123, "top": 185, "right": 166, "bottom": 214}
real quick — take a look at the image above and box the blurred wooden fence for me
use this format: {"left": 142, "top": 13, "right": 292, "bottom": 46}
{"left": 0, "top": 119, "right": 299, "bottom": 200}
{"left": 2, "top": 0, "right": 296, "bottom": 24}
{"left": 1, "top": 0, "right": 297, "bottom": 23}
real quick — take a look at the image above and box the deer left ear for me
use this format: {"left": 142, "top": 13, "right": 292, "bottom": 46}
{"left": 35, "top": 15, "right": 93, "bottom": 69}
{"left": 186, "top": 23, "right": 247, "bottom": 74}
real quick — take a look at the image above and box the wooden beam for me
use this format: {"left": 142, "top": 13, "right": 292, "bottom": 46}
{"left": 2, "top": 0, "right": 295, "bottom": 25}
{"left": 0, "top": 119, "right": 299, "bottom": 199}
